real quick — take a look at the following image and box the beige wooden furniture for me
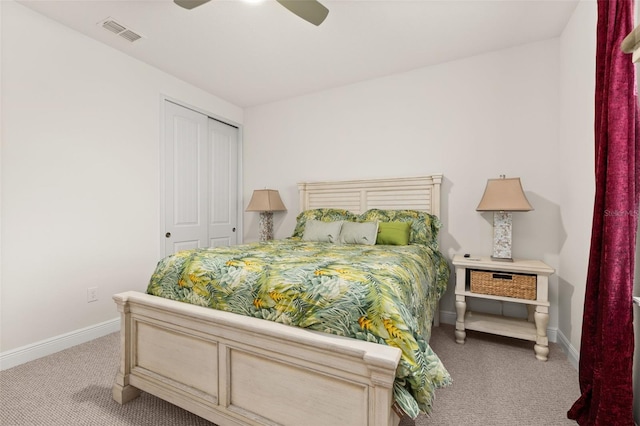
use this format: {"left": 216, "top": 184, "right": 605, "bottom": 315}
{"left": 622, "top": 24, "right": 640, "bottom": 63}
{"left": 113, "top": 174, "right": 443, "bottom": 426}
{"left": 452, "top": 255, "right": 554, "bottom": 361}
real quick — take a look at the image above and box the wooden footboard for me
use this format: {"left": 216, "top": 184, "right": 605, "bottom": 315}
{"left": 112, "top": 291, "right": 402, "bottom": 426}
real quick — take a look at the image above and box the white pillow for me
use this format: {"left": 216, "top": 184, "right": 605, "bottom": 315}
{"left": 339, "top": 221, "right": 379, "bottom": 245}
{"left": 302, "top": 220, "right": 344, "bottom": 243}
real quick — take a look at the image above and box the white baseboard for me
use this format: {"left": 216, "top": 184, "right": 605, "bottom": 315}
{"left": 556, "top": 328, "right": 579, "bottom": 370}
{"left": 439, "top": 309, "right": 456, "bottom": 326}
{"left": 0, "top": 317, "right": 120, "bottom": 371}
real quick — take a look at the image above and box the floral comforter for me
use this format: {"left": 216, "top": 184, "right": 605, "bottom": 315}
{"left": 147, "top": 239, "right": 451, "bottom": 417}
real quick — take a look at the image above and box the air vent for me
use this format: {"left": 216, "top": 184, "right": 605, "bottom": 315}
{"left": 99, "top": 17, "right": 144, "bottom": 43}
{"left": 118, "top": 30, "right": 142, "bottom": 43}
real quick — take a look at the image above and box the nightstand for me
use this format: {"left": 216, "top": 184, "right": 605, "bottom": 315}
{"left": 451, "top": 254, "right": 555, "bottom": 361}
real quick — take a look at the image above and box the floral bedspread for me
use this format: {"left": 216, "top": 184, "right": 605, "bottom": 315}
{"left": 147, "top": 239, "right": 451, "bottom": 417}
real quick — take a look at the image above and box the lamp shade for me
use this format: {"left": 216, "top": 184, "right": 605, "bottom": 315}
{"left": 476, "top": 177, "right": 533, "bottom": 212}
{"left": 246, "top": 189, "right": 287, "bottom": 212}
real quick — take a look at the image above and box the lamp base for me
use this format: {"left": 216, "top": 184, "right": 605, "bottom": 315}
{"left": 490, "top": 256, "right": 514, "bottom": 262}
{"left": 258, "top": 211, "right": 274, "bottom": 242}
{"left": 492, "top": 211, "right": 513, "bottom": 260}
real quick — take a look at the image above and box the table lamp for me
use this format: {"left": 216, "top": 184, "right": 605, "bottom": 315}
{"left": 476, "top": 175, "right": 533, "bottom": 261}
{"left": 246, "top": 189, "right": 287, "bottom": 241}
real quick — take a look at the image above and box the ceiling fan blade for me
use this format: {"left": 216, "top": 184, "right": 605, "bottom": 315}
{"left": 276, "top": 0, "right": 329, "bottom": 26}
{"left": 174, "top": 0, "right": 211, "bottom": 10}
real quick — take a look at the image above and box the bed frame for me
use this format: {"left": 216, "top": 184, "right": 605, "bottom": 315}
{"left": 112, "top": 174, "right": 443, "bottom": 426}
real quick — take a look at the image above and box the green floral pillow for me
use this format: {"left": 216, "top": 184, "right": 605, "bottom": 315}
{"left": 358, "top": 209, "right": 441, "bottom": 248}
{"left": 292, "top": 209, "right": 358, "bottom": 238}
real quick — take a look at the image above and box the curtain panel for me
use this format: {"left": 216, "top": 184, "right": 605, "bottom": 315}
{"left": 568, "top": 0, "right": 640, "bottom": 424}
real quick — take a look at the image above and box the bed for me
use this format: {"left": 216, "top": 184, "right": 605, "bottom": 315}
{"left": 112, "top": 174, "right": 450, "bottom": 426}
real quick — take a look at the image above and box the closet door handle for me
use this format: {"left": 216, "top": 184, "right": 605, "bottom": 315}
{"left": 165, "top": 232, "right": 171, "bottom": 238}
{"left": 232, "top": 228, "right": 236, "bottom": 232}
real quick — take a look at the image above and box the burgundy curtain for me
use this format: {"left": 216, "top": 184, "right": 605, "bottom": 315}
{"left": 567, "top": 0, "right": 640, "bottom": 424}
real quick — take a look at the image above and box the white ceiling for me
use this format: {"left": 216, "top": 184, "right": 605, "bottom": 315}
{"left": 18, "top": 0, "right": 580, "bottom": 108}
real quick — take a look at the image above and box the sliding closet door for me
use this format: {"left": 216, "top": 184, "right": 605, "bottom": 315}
{"left": 208, "top": 118, "right": 238, "bottom": 247}
{"left": 164, "top": 101, "right": 208, "bottom": 255}
{"left": 164, "top": 101, "right": 239, "bottom": 256}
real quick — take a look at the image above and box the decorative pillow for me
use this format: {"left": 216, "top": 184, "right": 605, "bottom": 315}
{"left": 339, "top": 221, "right": 379, "bottom": 245}
{"left": 292, "top": 209, "right": 357, "bottom": 238}
{"left": 302, "top": 220, "right": 344, "bottom": 243}
{"left": 358, "top": 209, "right": 441, "bottom": 248}
{"left": 376, "top": 221, "right": 411, "bottom": 245}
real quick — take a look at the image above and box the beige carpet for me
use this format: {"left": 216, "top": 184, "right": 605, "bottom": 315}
{"left": 413, "top": 325, "right": 579, "bottom": 425}
{"left": 0, "top": 323, "right": 579, "bottom": 425}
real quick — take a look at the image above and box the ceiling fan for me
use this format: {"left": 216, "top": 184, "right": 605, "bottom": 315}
{"left": 174, "top": 0, "right": 329, "bottom": 26}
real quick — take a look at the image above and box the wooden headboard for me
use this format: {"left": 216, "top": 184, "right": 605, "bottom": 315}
{"left": 298, "top": 174, "right": 443, "bottom": 217}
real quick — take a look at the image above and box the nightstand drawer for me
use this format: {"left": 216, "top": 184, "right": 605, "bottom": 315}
{"left": 468, "top": 269, "right": 537, "bottom": 300}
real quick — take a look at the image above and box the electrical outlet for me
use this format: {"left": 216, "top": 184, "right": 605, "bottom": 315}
{"left": 87, "top": 287, "right": 98, "bottom": 303}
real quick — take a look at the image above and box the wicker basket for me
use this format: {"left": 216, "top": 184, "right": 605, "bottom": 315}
{"left": 469, "top": 269, "right": 537, "bottom": 300}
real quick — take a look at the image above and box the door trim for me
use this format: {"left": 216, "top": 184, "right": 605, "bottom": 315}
{"left": 159, "top": 96, "right": 243, "bottom": 259}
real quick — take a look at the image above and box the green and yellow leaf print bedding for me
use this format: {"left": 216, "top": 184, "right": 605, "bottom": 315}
{"left": 147, "top": 239, "right": 451, "bottom": 418}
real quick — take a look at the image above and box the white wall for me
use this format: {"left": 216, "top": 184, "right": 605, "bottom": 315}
{"left": 558, "top": 0, "right": 597, "bottom": 364}
{"left": 1, "top": 0, "right": 599, "bottom": 371}
{"left": 0, "top": 1, "right": 243, "bottom": 354}
{"left": 244, "top": 38, "right": 565, "bottom": 332}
